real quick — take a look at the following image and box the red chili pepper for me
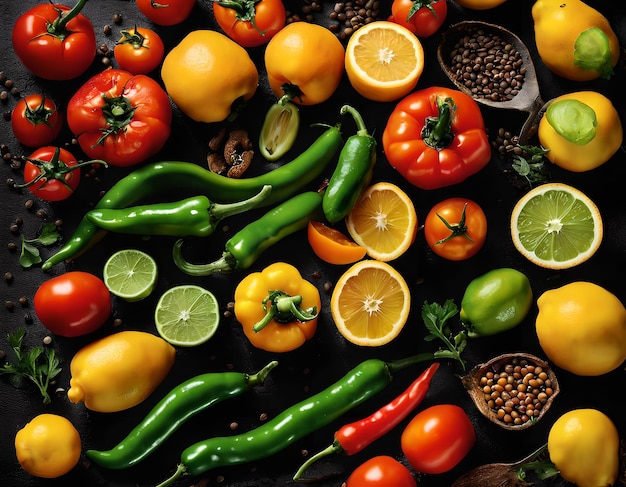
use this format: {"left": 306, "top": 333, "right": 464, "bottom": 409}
{"left": 292, "top": 361, "right": 440, "bottom": 480}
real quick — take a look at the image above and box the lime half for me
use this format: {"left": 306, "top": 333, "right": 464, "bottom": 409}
{"left": 103, "top": 249, "right": 158, "bottom": 302}
{"left": 154, "top": 285, "right": 220, "bottom": 347}
{"left": 510, "top": 183, "right": 603, "bottom": 269}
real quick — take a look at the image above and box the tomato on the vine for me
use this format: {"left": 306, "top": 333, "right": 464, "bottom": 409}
{"left": 389, "top": 0, "right": 448, "bottom": 38}
{"left": 12, "top": 0, "right": 96, "bottom": 80}
{"left": 11, "top": 95, "right": 63, "bottom": 147}
{"left": 34, "top": 271, "right": 112, "bottom": 337}
{"left": 136, "top": 0, "right": 196, "bottom": 26}
{"left": 346, "top": 456, "right": 417, "bottom": 487}
{"left": 401, "top": 404, "right": 475, "bottom": 474}
{"left": 423, "top": 197, "right": 487, "bottom": 261}
{"left": 213, "top": 0, "right": 286, "bottom": 48}
{"left": 114, "top": 26, "right": 165, "bottom": 75}
{"left": 16, "top": 147, "right": 105, "bottom": 202}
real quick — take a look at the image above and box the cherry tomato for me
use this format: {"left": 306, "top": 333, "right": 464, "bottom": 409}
{"left": 389, "top": 0, "right": 448, "bottom": 38}
{"left": 12, "top": 1, "right": 96, "bottom": 80}
{"left": 307, "top": 221, "right": 367, "bottom": 265}
{"left": 213, "top": 0, "right": 286, "bottom": 48}
{"left": 11, "top": 95, "right": 63, "bottom": 148}
{"left": 423, "top": 197, "right": 487, "bottom": 261}
{"left": 114, "top": 26, "right": 165, "bottom": 75}
{"left": 401, "top": 404, "right": 475, "bottom": 474}
{"left": 136, "top": 0, "right": 196, "bottom": 26}
{"left": 34, "top": 271, "right": 112, "bottom": 338}
{"left": 346, "top": 456, "right": 417, "bottom": 487}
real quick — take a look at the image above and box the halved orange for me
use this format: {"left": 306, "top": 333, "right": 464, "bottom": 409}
{"left": 345, "top": 182, "right": 418, "bottom": 262}
{"left": 331, "top": 260, "right": 411, "bottom": 347}
{"left": 307, "top": 221, "right": 367, "bottom": 265}
{"left": 345, "top": 20, "right": 424, "bottom": 102}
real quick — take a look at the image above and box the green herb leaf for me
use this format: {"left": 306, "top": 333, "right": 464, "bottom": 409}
{"left": 421, "top": 300, "right": 467, "bottom": 371}
{"left": 18, "top": 223, "right": 61, "bottom": 269}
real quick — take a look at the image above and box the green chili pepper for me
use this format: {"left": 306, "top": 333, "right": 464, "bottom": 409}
{"left": 42, "top": 124, "right": 343, "bottom": 270}
{"left": 154, "top": 355, "right": 434, "bottom": 487}
{"left": 85, "top": 361, "right": 278, "bottom": 470}
{"left": 84, "top": 185, "right": 272, "bottom": 238}
{"left": 323, "top": 105, "right": 377, "bottom": 223}
{"left": 173, "top": 190, "right": 323, "bottom": 275}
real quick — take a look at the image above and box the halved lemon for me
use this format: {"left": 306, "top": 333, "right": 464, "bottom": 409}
{"left": 307, "top": 221, "right": 367, "bottom": 265}
{"left": 345, "top": 20, "right": 424, "bottom": 102}
{"left": 510, "top": 182, "right": 603, "bottom": 269}
{"left": 331, "top": 260, "right": 411, "bottom": 347}
{"left": 345, "top": 182, "right": 418, "bottom": 262}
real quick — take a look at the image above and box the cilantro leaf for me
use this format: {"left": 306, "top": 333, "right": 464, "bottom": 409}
{"left": 421, "top": 299, "right": 468, "bottom": 371}
{"left": 19, "top": 223, "right": 61, "bottom": 268}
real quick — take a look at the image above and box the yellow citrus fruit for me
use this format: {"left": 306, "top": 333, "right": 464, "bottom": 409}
{"left": 331, "top": 260, "right": 411, "bottom": 346}
{"left": 15, "top": 413, "right": 81, "bottom": 478}
{"left": 536, "top": 281, "right": 626, "bottom": 376}
{"left": 345, "top": 20, "right": 424, "bottom": 102}
{"left": 510, "top": 183, "right": 602, "bottom": 269}
{"left": 345, "top": 182, "right": 418, "bottom": 262}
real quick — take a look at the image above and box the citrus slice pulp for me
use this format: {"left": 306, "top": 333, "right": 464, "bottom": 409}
{"left": 331, "top": 260, "right": 411, "bottom": 347}
{"left": 510, "top": 182, "right": 603, "bottom": 269}
{"left": 154, "top": 285, "right": 220, "bottom": 347}
{"left": 103, "top": 249, "right": 158, "bottom": 302}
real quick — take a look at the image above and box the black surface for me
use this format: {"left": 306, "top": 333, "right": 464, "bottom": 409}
{"left": 1, "top": 1, "right": 625, "bottom": 487}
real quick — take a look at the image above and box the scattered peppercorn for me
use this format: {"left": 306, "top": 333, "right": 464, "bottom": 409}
{"left": 43, "top": 336, "right": 52, "bottom": 345}
{"left": 103, "top": 24, "right": 112, "bottom": 35}
{"left": 24, "top": 312, "right": 33, "bottom": 324}
{"left": 6, "top": 300, "right": 14, "bottom": 311}
{"left": 18, "top": 297, "right": 28, "bottom": 307}
{"left": 7, "top": 242, "right": 17, "bottom": 252}
{"left": 5, "top": 272, "right": 13, "bottom": 282}
{"left": 112, "top": 13, "right": 123, "bottom": 24}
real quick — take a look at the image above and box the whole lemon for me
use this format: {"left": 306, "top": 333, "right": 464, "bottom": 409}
{"left": 536, "top": 281, "right": 626, "bottom": 376}
{"left": 15, "top": 413, "right": 81, "bottom": 478}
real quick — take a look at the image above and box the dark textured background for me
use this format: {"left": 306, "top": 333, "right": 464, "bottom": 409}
{"left": 1, "top": 1, "right": 625, "bottom": 486}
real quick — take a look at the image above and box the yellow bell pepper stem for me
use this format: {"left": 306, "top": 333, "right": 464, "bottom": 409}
{"left": 254, "top": 290, "right": 318, "bottom": 332}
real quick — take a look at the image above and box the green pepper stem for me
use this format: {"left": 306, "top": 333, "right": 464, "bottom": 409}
{"left": 172, "top": 241, "right": 236, "bottom": 276}
{"left": 421, "top": 97, "right": 455, "bottom": 149}
{"left": 340, "top": 104, "right": 369, "bottom": 137}
{"left": 293, "top": 442, "right": 341, "bottom": 480}
{"left": 211, "top": 185, "right": 272, "bottom": 220}
{"left": 385, "top": 353, "right": 439, "bottom": 376}
{"left": 154, "top": 462, "right": 187, "bottom": 487}
{"left": 254, "top": 290, "right": 318, "bottom": 332}
{"left": 245, "top": 360, "right": 279, "bottom": 387}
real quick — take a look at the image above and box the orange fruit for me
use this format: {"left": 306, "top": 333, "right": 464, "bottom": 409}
{"left": 307, "top": 221, "right": 367, "bottom": 265}
{"left": 345, "top": 182, "right": 418, "bottom": 262}
{"left": 345, "top": 20, "right": 424, "bottom": 102}
{"left": 331, "top": 260, "right": 411, "bottom": 346}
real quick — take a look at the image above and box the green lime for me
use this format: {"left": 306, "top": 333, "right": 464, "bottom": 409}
{"left": 154, "top": 285, "right": 220, "bottom": 347}
{"left": 103, "top": 249, "right": 158, "bottom": 302}
{"left": 510, "top": 182, "right": 603, "bottom": 270}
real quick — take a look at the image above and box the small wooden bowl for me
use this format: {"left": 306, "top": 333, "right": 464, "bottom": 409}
{"left": 462, "top": 352, "right": 560, "bottom": 431}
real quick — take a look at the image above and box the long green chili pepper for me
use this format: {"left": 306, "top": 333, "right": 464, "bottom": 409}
{"left": 85, "top": 361, "right": 278, "bottom": 470}
{"left": 84, "top": 185, "right": 272, "bottom": 238}
{"left": 154, "top": 354, "right": 435, "bottom": 487}
{"left": 42, "top": 124, "right": 342, "bottom": 270}
{"left": 173, "top": 190, "right": 324, "bottom": 275}
{"left": 322, "top": 105, "right": 377, "bottom": 224}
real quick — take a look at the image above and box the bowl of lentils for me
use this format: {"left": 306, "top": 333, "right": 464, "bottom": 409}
{"left": 462, "top": 352, "right": 560, "bottom": 430}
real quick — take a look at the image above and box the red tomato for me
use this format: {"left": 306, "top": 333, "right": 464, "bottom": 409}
{"left": 34, "top": 271, "right": 112, "bottom": 337}
{"left": 11, "top": 95, "right": 63, "bottom": 148}
{"left": 424, "top": 198, "right": 487, "bottom": 261}
{"left": 346, "top": 456, "right": 417, "bottom": 487}
{"left": 114, "top": 26, "right": 165, "bottom": 75}
{"left": 389, "top": 0, "right": 448, "bottom": 38}
{"left": 213, "top": 0, "right": 286, "bottom": 48}
{"left": 12, "top": 1, "right": 96, "bottom": 80}
{"left": 401, "top": 404, "right": 475, "bottom": 475}
{"left": 136, "top": 0, "right": 196, "bottom": 26}
{"left": 19, "top": 147, "right": 87, "bottom": 202}
{"left": 67, "top": 68, "right": 172, "bottom": 167}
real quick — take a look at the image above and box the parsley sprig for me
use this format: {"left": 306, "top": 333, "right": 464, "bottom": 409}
{"left": 19, "top": 223, "right": 61, "bottom": 268}
{"left": 0, "top": 327, "right": 62, "bottom": 404}
{"left": 421, "top": 299, "right": 468, "bottom": 372}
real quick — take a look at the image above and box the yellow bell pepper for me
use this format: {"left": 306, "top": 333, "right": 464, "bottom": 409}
{"left": 453, "top": 0, "right": 507, "bottom": 10}
{"left": 538, "top": 91, "right": 623, "bottom": 172}
{"left": 161, "top": 30, "right": 258, "bottom": 123}
{"left": 532, "top": 0, "right": 619, "bottom": 81}
{"left": 67, "top": 331, "right": 176, "bottom": 412}
{"left": 234, "top": 262, "right": 321, "bottom": 352}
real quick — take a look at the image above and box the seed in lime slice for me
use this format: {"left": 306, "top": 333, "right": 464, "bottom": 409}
{"left": 510, "top": 183, "right": 603, "bottom": 269}
{"left": 154, "top": 285, "right": 220, "bottom": 347}
{"left": 103, "top": 249, "right": 158, "bottom": 302}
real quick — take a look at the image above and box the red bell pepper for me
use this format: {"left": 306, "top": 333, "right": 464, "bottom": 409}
{"left": 67, "top": 68, "right": 172, "bottom": 167}
{"left": 382, "top": 87, "right": 491, "bottom": 190}
{"left": 292, "top": 362, "right": 440, "bottom": 480}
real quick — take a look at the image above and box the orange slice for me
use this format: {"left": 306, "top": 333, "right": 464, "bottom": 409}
{"left": 331, "top": 260, "right": 411, "bottom": 346}
{"left": 307, "top": 221, "right": 367, "bottom": 265}
{"left": 345, "top": 20, "right": 424, "bottom": 102}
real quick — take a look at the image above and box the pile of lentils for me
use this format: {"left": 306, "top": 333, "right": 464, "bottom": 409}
{"left": 445, "top": 28, "right": 526, "bottom": 102}
{"left": 286, "top": 1, "right": 382, "bottom": 40}
{"left": 479, "top": 357, "right": 555, "bottom": 426}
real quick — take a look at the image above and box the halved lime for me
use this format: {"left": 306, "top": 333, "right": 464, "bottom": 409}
{"left": 103, "top": 249, "right": 158, "bottom": 302}
{"left": 154, "top": 285, "right": 220, "bottom": 347}
{"left": 510, "top": 183, "right": 603, "bottom": 269}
